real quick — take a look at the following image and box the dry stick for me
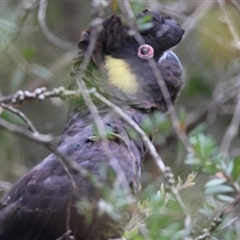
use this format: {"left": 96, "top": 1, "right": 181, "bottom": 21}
{"left": 220, "top": 95, "right": 240, "bottom": 158}
{"left": 194, "top": 214, "right": 223, "bottom": 240}
{"left": 93, "top": 91, "right": 166, "bottom": 171}
{"left": 218, "top": 0, "right": 240, "bottom": 51}
{"left": 92, "top": 91, "right": 191, "bottom": 228}
{"left": 148, "top": 1, "right": 233, "bottom": 52}
{"left": 38, "top": 0, "right": 75, "bottom": 50}
{"left": 119, "top": 0, "right": 193, "bottom": 153}
{"left": 208, "top": 75, "right": 240, "bottom": 123}
{"left": 0, "top": 117, "right": 52, "bottom": 143}
{"left": 55, "top": 230, "right": 72, "bottom": 240}
{"left": 149, "top": 1, "right": 214, "bottom": 42}
{"left": 218, "top": 216, "right": 238, "bottom": 230}
{"left": 0, "top": 103, "right": 78, "bottom": 189}
{"left": 0, "top": 180, "right": 13, "bottom": 192}
{"left": 0, "top": 83, "right": 192, "bottom": 228}
{"left": 218, "top": 0, "right": 240, "bottom": 157}
{"left": 118, "top": 0, "right": 192, "bottom": 231}
{"left": 0, "top": 92, "right": 77, "bottom": 235}
{"left": 0, "top": 87, "right": 79, "bottom": 104}
{"left": 1, "top": 0, "right": 38, "bottom": 54}
{"left": 0, "top": 103, "right": 37, "bottom": 132}
{"left": 0, "top": 104, "right": 107, "bottom": 236}
{"left": 0, "top": 102, "right": 82, "bottom": 235}
{"left": 230, "top": 0, "right": 240, "bottom": 13}
{"left": 72, "top": 1, "right": 132, "bottom": 193}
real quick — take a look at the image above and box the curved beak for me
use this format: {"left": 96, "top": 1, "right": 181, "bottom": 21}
{"left": 159, "top": 50, "right": 182, "bottom": 71}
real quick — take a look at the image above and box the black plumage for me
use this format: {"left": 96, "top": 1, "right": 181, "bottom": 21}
{"left": 0, "top": 9, "right": 184, "bottom": 240}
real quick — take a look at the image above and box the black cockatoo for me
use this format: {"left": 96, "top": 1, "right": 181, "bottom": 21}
{"left": 0, "top": 9, "right": 184, "bottom": 240}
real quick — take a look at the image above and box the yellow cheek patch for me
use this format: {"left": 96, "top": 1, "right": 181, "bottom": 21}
{"left": 105, "top": 56, "right": 138, "bottom": 93}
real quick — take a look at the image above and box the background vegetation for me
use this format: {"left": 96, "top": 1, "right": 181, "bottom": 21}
{"left": 1, "top": 0, "right": 240, "bottom": 239}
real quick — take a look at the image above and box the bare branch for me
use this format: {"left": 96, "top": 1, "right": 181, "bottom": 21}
{"left": 230, "top": 0, "right": 240, "bottom": 13}
{"left": 0, "top": 104, "right": 78, "bottom": 190}
{"left": 92, "top": 90, "right": 192, "bottom": 230}
{"left": 218, "top": 216, "right": 238, "bottom": 230}
{"left": 194, "top": 214, "right": 223, "bottom": 240}
{"left": 55, "top": 230, "right": 73, "bottom": 240}
{"left": 1, "top": 103, "right": 37, "bottom": 132}
{"left": 0, "top": 117, "right": 53, "bottom": 143}
{"left": 93, "top": 91, "right": 166, "bottom": 172}
{"left": 0, "top": 180, "right": 13, "bottom": 192}
{"left": 221, "top": 95, "right": 240, "bottom": 158}
{"left": 218, "top": 0, "right": 240, "bottom": 51}
{"left": 38, "top": 0, "right": 75, "bottom": 50}
{"left": 73, "top": 1, "right": 132, "bottom": 191}
{"left": 118, "top": 0, "right": 192, "bottom": 231}
{"left": 118, "top": 0, "right": 193, "bottom": 155}
{"left": 0, "top": 87, "right": 80, "bottom": 105}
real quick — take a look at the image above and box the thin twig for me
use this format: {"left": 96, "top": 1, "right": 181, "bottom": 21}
{"left": 93, "top": 90, "right": 191, "bottom": 227}
{"left": 1, "top": 0, "right": 38, "bottom": 54}
{"left": 220, "top": 95, "right": 240, "bottom": 158}
{"left": 218, "top": 0, "right": 240, "bottom": 51}
{"left": 147, "top": 1, "right": 234, "bottom": 52}
{"left": 0, "top": 103, "right": 37, "bottom": 132}
{"left": 0, "top": 102, "right": 79, "bottom": 190}
{"left": 72, "top": 1, "right": 132, "bottom": 192}
{"left": 0, "top": 87, "right": 80, "bottom": 105}
{"left": 118, "top": 0, "right": 192, "bottom": 231}
{"left": 38, "top": 0, "right": 74, "bottom": 50}
{"left": 0, "top": 180, "right": 13, "bottom": 192}
{"left": 118, "top": 0, "right": 193, "bottom": 155}
{"left": 55, "top": 230, "right": 73, "bottom": 240}
{"left": 230, "top": 0, "right": 240, "bottom": 13}
{"left": 218, "top": 216, "right": 238, "bottom": 230}
{"left": 0, "top": 117, "right": 52, "bottom": 143}
{"left": 194, "top": 213, "right": 223, "bottom": 240}
{"left": 93, "top": 91, "right": 166, "bottom": 173}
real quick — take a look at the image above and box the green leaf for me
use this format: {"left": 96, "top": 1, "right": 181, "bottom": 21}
{"left": 22, "top": 46, "right": 36, "bottom": 61}
{"left": 232, "top": 156, "right": 240, "bottom": 181}
{"left": 205, "top": 178, "right": 227, "bottom": 188}
{"left": 137, "top": 14, "right": 153, "bottom": 32}
{"left": 226, "top": 160, "right": 234, "bottom": 177}
{"left": 205, "top": 185, "right": 234, "bottom": 194}
{"left": 217, "top": 194, "right": 235, "bottom": 202}
{"left": 178, "top": 106, "right": 186, "bottom": 123}
{"left": 186, "top": 172, "right": 197, "bottom": 182}
{"left": 185, "top": 156, "right": 200, "bottom": 165}
{"left": 137, "top": 14, "right": 153, "bottom": 25}
{"left": 10, "top": 66, "right": 25, "bottom": 91}
{"left": 177, "top": 176, "right": 182, "bottom": 186}
{"left": 141, "top": 115, "right": 154, "bottom": 134}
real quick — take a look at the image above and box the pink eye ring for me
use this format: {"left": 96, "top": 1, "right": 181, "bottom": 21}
{"left": 138, "top": 44, "right": 154, "bottom": 59}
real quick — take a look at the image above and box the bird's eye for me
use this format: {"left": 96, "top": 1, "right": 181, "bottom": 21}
{"left": 138, "top": 44, "right": 154, "bottom": 59}
{"left": 140, "top": 47, "right": 149, "bottom": 55}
